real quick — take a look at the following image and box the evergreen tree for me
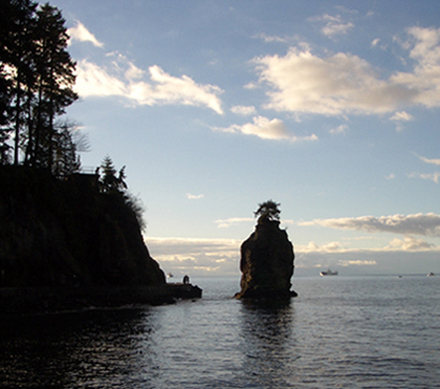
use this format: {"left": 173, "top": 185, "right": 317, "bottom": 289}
{"left": 99, "top": 156, "right": 127, "bottom": 194}
{"left": 0, "top": 0, "right": 38, "bottom": 166}
{"left": 0, "top": 0, "right": 78, "bottom": 172}
{"left": 31, "top": 3, "right": 78, "bottom": 170}
{"left": 254, "top": 200, "right": 281, "bottom": 223}
{"left": 51, "top": 120, "right": 82, "bottom": 177}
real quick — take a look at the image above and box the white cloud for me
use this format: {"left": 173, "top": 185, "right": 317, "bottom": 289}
{"left": 75, "top": 59, "right": 224, "bottom": 114}
{"left": 299, "top": 213, "right": 440, "bottom": 237}
{"left": 124, "top": 62, "right": 145, "bottom": 80}
{"left": 215, "top": 218, "right": 254, "bottom": 228}
{"left": 67, "top": 21, "right": 103, "bottom": 48}
{"left": 254, "top": 27, "right": 440, "bottom": 118}
{"left": 330, "top": 124, "right": 348, "bottom": 135}
{"left": 230, "top": 105, "right": 257, "bottom": 116}
{"left": 298, "top": 241, "right": 345, "bottom": 253}
{"left": 255, "top": 48, "right": 412, "bottom": 116}
{"left": 311, "top": 14, "right": 354, "bottom": 37}
{"left": 390, "top": 111, "right": 414, "bottom": 121}
{"left": 243, "top": 82, "right": 259, "bottom": 90}
{"left": 75, "top": 60, "right": 126, "bottom": 97}
{"left": 213, "top": 116, "right": 318, "bottom": 142}
{"left": 417, "top": 155, "right": 440, "bottom": 165}
{"left": 187, "top": 193, "right": 204, "bottom": 200}
{"left": 385, "top": 173, "right": 395, "bottom": 180}
{"left": 144, "top": 235, "right": 440, "bottom": 277}
{"left": 371, "top": 38, "right": 380, "bottom": 48}
{"left": 146, "top": 237, "right": 241, "bottom": 277}
{"left": 339, "top": 259, "right": 377, "bottom": 266}
{"left": 322, "top": 21, "right": 354, "bottom": 37}
{"left": 254, "top": 33, "right": 289, "bottom": 43}
{"left": 387, "top": 236, "right": 434, "bottom": 250}
{"left": 408, "top": 171, "right": 440, "bottom": 184}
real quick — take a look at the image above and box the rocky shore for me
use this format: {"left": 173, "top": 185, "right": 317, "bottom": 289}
{"left": 0, "top": 166, "right": 203, "bottom": 312}
{"left": 0, "top": 283, "right": 202, "bottom": 314}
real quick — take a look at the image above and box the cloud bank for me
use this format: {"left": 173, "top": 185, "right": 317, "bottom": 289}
{"left": 213, "top": 116, "right": 318, "bottom": 141}
{"left": 75, "top": 59, "right": 224, "bottom": 114}
{"left": 300, "top": 213, "right": 440, "bottom": 237}
{"left": 146, "top": 235, "right": 440, "bottom": 277}
{"left": 253, "top": 27, "right": 440, "bottom": 118}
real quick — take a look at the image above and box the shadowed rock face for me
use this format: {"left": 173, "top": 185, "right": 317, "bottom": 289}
{"left": 236, "top": 218, "right": 297, "bottom": 299}
{"left": 0, "top": 167, "right": 165, "bottom": 288}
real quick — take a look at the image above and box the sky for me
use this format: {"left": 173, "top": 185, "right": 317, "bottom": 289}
{"left": 49, "top": 0, "right": 440, "bottom": 278}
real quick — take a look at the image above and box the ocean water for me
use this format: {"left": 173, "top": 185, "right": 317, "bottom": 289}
{"left": 1, "top": 275, "right": 439, "bottom": 388}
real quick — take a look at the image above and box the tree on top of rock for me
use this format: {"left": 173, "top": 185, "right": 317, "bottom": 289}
{"left": 99, "top": 155, "right": 127, "bottom": 194}
{"left": 254, "top": 200, "right": 281, "bottom": 224}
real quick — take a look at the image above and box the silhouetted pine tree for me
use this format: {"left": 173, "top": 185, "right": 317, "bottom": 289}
{"left": 0, "top": 0, "right": 78, "bottom": 173}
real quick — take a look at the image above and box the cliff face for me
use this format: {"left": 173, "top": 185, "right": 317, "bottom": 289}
{"left": 236, "top": 218, "right": 297, "bottom": 299}
{"left": 0, "top": 167, "right": 165, "bottom": 288}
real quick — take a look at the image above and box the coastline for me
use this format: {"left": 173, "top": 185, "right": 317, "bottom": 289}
{"left": 0, "top": 283, "right": 202, "bottom": 314}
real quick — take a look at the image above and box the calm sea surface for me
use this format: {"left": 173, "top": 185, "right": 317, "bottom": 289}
{"left": 1, "top": 275, "right": 439, "bottom": 388}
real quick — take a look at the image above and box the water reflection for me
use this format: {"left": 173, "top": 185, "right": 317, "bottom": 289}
{"left": 238, "top": 299, "right": 300, "bottom": 387}
{"left": 0, "top": 308, "right": 158, "bottom": 388}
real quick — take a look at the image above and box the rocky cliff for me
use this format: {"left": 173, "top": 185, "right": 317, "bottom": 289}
{"left": 236, "top": 217, "right": 297, "bottom": 299}
{"left": 0, "top": 166, "right": 165, "bottom": 288}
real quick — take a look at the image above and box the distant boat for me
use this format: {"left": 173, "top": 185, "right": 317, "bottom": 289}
{"left": 167, "top": 272, "right": 174, "bottom": 278}
{"left": 320, "top": 269, "right": 338, "bottom": 276}
{"left": 427, "top": 272, "right": 435, "bottom": 277}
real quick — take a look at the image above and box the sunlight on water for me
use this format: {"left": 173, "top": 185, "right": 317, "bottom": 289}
{"left": 1, "top": 276, "right": 439, "bottom": 388}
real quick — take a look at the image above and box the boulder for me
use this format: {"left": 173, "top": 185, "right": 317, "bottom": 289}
{"left": 235, "top": 217, "right": 297, "bottom": 299}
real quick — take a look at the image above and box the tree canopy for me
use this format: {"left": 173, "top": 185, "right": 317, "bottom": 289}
{"left": 0, "top": 0, "right": 79, "bottom": 175}
{"left": 254, "top": 200, "right": 281, "bottom": 223}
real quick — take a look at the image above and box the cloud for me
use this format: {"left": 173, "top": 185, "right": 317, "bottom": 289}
{"left": 371, "top": 38, "right": 380, "bottom": 48}
{"left": 254, "top": 48, "right": 414, "bottom": 116}
{"left": 215, "top": 218, "right": 254, "bottom": 228}
{"left": 145, "top": 235, "right": 440, "bottom": 277}
{"left": 298, "top": 241, "right": 345, "bottom": 253}
{"left": 387, "top": 236, "right": 434, "bottom": 250}
{"left": 310, "top": 14, "right": 354, "bottom": 37}
{"left": 187, "top": 193, "right": 204, "bottom": 200}
{"left": 390, "top": 111, "right": 414, "bottom": 121}
{"left": 385, "top": 173, "right": 395, "bottom": 180}
{"left": 417, "top": 155, "right": 440, "bottom": 165}
{"left": 254, "top": 33, "right": 289, "bottom": 44}
{"left": 338, "top": 260, "right": 377, "bottom": 266}
{"left": 329, "top": 124, "right": 348, "bottom": 135}
{"left": 253, "top": 27, "right": 440, "bottom": 118}
{"left": 299, "top": 213, "right": 440, "bottom": 237}
{"left": 75, "top": 59, "right": 224, "bottom": 114}
{"left": 146, "top": 237, "right": 241, "bottom": 277}
{"left": 409, "top": 155, "right": 440, "bottom": 183}
{"left": 408, "top": 171, "right": 440, "bottom": 184}
{"left": 67, "top": 21, "right": 103, "bottom": 47}
{"left": 212, "top": 116, "right": 318, "bottom": 141}
{"left": 230, "top": 105, "right": 257, "bottom": 116}
{"left": 75, "top": 60, "right": 126, "bottom": 97}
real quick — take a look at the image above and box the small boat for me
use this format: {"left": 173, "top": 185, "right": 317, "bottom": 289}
{"left": 320, "top": 269, "right": 338, "bottom": 276}
{"left": 167, "top": 272, "right": 174, "bottom": 278}
{"left": 427, "top": 272, "right": 435, "bottom": 277}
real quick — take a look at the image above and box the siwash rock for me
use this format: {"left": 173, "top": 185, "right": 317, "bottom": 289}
{"left": 236, "top": 216, "right": 297, "bottom": 299}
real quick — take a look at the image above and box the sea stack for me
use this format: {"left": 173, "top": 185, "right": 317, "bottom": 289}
{"left": 235, "top": 201, "right": 297, "bottom": 299}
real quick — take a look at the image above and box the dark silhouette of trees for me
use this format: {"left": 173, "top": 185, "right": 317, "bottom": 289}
{"left": 0, "top": 0, "right": 78, "bottom": 174}
{"left": 97, "top": 155, "right": 146, "bottom": 231}
{"left": 98, "top": 155, "right": 127, "bottom": 194}
{"left": 254, "top": 200, "right": 281, "bottom": 223}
